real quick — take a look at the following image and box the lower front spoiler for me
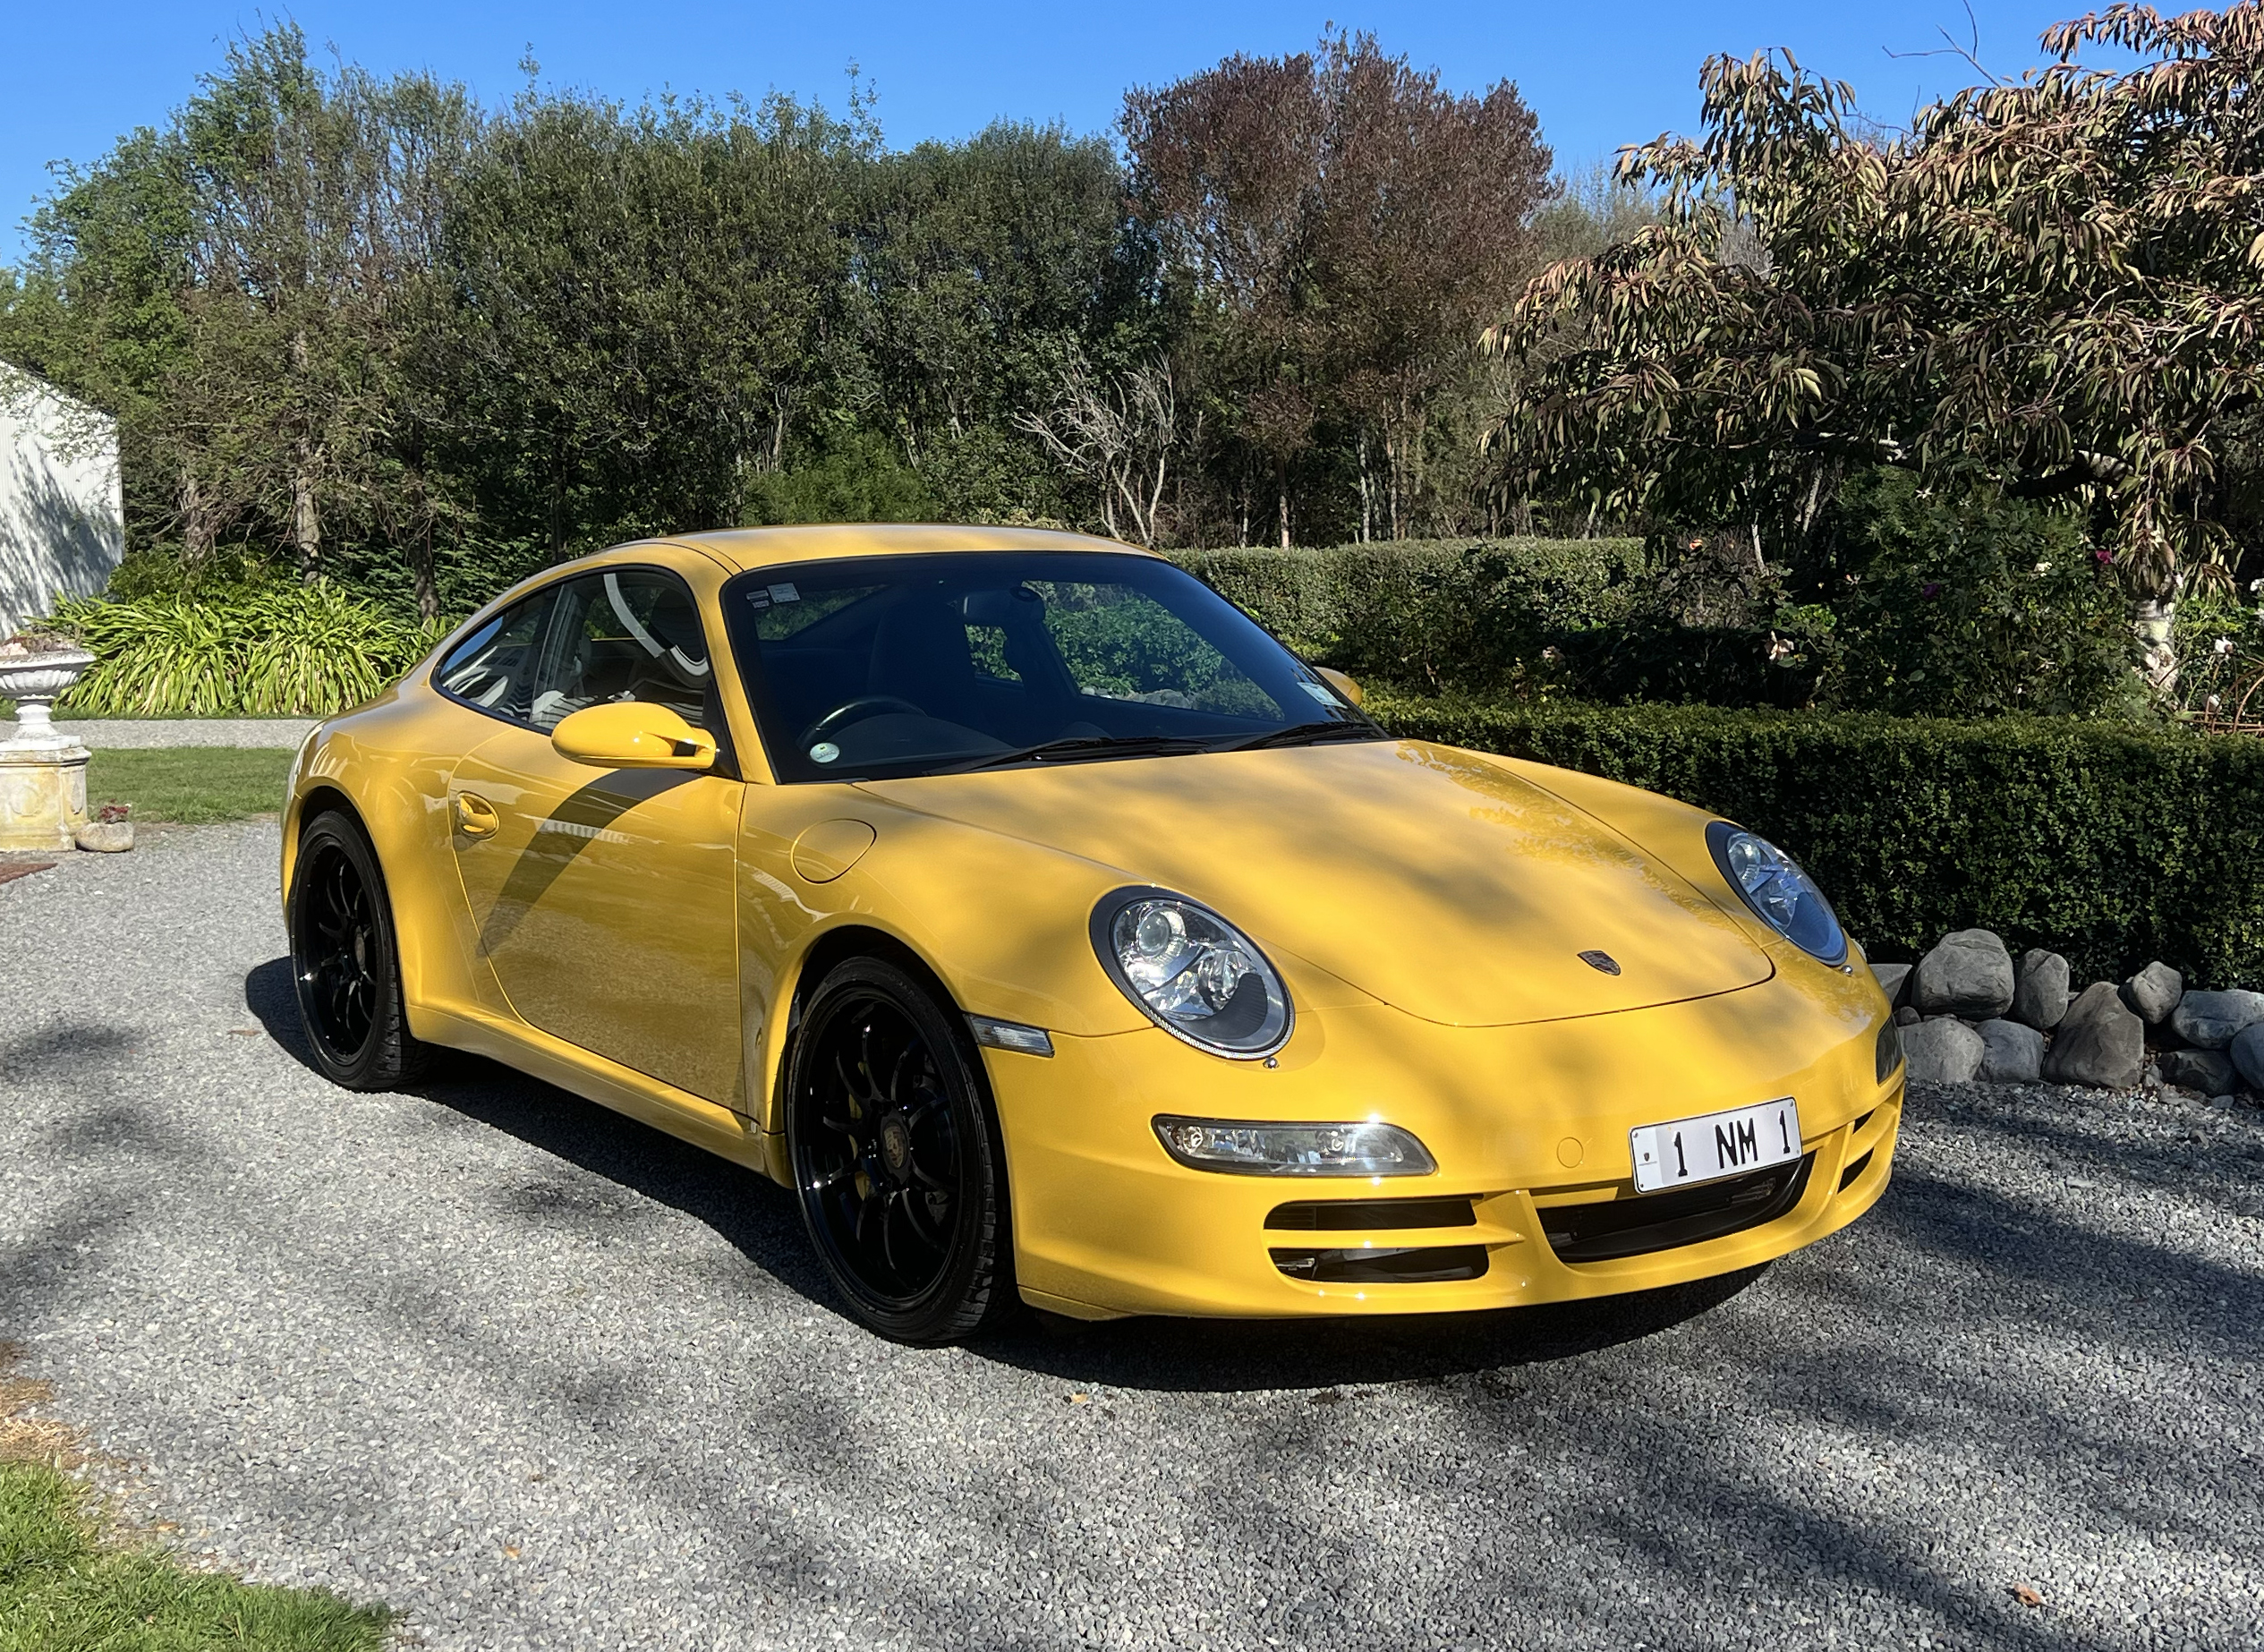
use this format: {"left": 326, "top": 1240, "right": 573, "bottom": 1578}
{"left": 1005, "top": 1092, "right": 1902, "bottom": 1323}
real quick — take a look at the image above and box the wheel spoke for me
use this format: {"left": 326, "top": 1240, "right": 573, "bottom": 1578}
{"left": 899, "top": 1188, "right": 948, "bottom": 1250}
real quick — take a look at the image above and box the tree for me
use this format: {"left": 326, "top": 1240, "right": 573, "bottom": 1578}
{"left": 173, "top": 27, "right": 475, "bottom": 589}
{"left": 1126, "top": 31, "right": 1550, "bottom": 546}
{"left": 1013, "top": 352, "right": 1178, "bottom": 544}
{"left": 422, "top": 86, "right": 867, "bottom": 575}
{"left": 1489, "top": 4, "right": 2264, "bottom": 686}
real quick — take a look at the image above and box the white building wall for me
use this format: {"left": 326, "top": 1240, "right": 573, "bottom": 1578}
{"left": 0, "top": 363, "right": 124, "bottom": 632}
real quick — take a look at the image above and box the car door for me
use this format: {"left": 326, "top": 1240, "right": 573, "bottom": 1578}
{"left": 438, "top": 566, "right": 745, "bottom": 1108}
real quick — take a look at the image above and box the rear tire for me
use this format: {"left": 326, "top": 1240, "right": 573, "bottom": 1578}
{"left": 786, "top": 957, "right": 1016, "bottom": 1343}
{"left": 288, "top": 811, "right": 433, "bottom": 1091}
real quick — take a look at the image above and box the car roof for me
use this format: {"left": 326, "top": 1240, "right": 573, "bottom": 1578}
{"left": 657, "top": 524, "right": 1160, "bottom": 573}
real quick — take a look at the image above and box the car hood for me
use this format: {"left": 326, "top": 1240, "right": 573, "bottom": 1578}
{"left": 857, "top": 740, "right": 1774, "bottom": 1027}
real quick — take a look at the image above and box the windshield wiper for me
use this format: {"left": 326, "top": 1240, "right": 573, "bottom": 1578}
{"left": 940, "top": 733, "right": 1218, "bottom": 773}
{"left": 1223, "top": 720, "right": 1386, "bottom": 753}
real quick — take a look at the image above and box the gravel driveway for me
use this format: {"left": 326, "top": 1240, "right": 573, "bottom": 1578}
{"left": 3, "top": 822, "right": 2260, "bottom": 1652}
{"left": 0, "top": 717, "right": 318, "bottom": 747}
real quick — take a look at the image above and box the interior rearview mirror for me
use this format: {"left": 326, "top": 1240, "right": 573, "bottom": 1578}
{"left": 550, "top": 702, "right": 718, "bottom": 771}
{"left": 1315, "top": 666, "right": 1364, "bottom": 707}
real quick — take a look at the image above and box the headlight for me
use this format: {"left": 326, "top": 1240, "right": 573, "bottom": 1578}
{"left": 1705, "top": 822, "right": 1847, "bottom": 964}
{"left": 1090, "top": 887, "right": 1292, "bottom": 1058}
{"left": 1153, "top": 1116, "right": 1434, "bottom": 1176}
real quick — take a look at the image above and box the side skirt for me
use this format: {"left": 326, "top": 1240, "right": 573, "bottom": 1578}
{"left": 416, "top": 1005, "right": 784, "bottom": 1183}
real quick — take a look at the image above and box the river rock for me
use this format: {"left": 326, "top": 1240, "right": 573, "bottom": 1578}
{"left": 1913, "top": 930, "right": 2015, "bottom": 1019}
{"left": 1894, "top": 1005, "right": 1920, "bottom": 1026}
{"left": 2233, "top": 1023, "right": 2264, "bottom": 1091}
{"left": 1975, "top": 1018, "right": 2045, "bottom": 1083}
{"left": 2168, "top": 989, "right": 2264, "bottom": 1051}
{"left": 2120, "top": 961, "right": 2183, "bottom": 1025}
{"left": 1871, "top": 962, "right": 1912, "bottom": 1009}
{"left": 2011, "top": 949, "right": 2071, "bottom": 1030}
{"left": 1903, "top": 1017, "right": 1985, "bottom": 1084}
{"left": 2043, "top": 983, "right": 2146, "bottom": 1089}
{"left": 2159, "top": 1049, "right": 2241, "bottom": 1098}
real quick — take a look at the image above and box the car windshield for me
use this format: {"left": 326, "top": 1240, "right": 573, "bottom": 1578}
{"left": 720, "top": 550, "right": 1377, "bottom": 782}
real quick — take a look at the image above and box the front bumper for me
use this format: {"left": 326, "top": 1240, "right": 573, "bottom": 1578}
{"left": 982, "top": 971, "right": 1902, "bottom": 1319}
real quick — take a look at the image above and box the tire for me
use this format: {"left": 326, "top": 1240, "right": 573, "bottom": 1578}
{"left": 785, "top": 956, "right": 1016, "bottom": 1343}
{"left": 288, "top": 810, "right": 434, "bottom": 1091}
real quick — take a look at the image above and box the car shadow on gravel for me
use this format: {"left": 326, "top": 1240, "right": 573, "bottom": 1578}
{"left": 246, "top": 955, "right": 1766, "bottom": 1391}
{"left": 244, "top": 957, "right": 839, "bottom": 1307}
{"left": 977, "top": 1265, "right": 1767, "bottom": 1392}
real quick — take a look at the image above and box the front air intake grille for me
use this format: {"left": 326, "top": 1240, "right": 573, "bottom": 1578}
{"left": 1838, "top": 1148, "right": 1875, "bottom": 1192}
{"left": 1271, "top": 1245, "right": 1490, "bottom": 1284}
{"left": 1543, "top": 1154, "right": 1815, "bottom": 1265}
{"left": 1265, "top": 1197, "right": 1477, "bottom": 1231}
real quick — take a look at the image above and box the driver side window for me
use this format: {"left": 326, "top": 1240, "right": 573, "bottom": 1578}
{"left": 525, "top": 570, "right": 717, "bottom": 734}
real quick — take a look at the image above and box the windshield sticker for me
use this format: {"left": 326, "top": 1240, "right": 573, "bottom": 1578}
{"left": 809, "top": 741, "right": 841, "bottom": 764}
{"left": 768, "top": 582, "right": 802, "bottom": 604}
{"left": 745, "top": 591, "right": 771, "bottom": 610}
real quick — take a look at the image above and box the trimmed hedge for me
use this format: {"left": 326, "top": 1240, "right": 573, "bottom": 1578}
{"left": 1170, "top": 538, "right": 1642, "bottom": 691}
{"left": 1368, "top": 694, "right": 2264, "bottom": 989}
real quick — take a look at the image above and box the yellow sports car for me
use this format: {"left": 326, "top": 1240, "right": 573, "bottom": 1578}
{"left": 283, "top": 526, "right": 1902, "bottom": 1342}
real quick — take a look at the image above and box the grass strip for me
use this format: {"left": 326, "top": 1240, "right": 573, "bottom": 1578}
{"left": 83, "top": 749, "right": 296, "bottom": 825}
{"left": 0, "top": 1463, "right": 388, "bottom": 1651}
{"left": 0, "top": 1346, "right": 387, "bottom": 1651}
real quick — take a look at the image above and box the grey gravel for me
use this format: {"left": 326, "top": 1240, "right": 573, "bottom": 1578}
{"left": 4, "top": 822, "right": 2262, "bottom": 1652}
{"left": 0, "top": 716, "right": 318, "bottom": 748}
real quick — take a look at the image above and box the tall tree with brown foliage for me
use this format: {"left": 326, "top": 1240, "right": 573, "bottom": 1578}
{"left": 1126, "top": 30, "right": 1550, "bottom": 545}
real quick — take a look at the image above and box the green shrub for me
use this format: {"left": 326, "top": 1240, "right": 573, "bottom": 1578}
{"left": 744, "top": 431, "right": 941, "bottom": 525}
{"left": 53, "top": 587, "right": 444, "bottom": 716}
{"left": 1175, "top": 479, "right": 2144, "bottom": 720}
{"left": 1170, "top": 537, "right": 1644, "bottom": 692}
{"left": 1809, "top": 467, "right": 2138, "bottom": 717}
{"left": 1368, "top": 692, "right": 2264, "bottom": 987}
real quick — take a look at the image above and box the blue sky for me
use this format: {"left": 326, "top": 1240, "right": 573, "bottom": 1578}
{"left": 4, "top": 2, "right": 2104, "bottom": 263}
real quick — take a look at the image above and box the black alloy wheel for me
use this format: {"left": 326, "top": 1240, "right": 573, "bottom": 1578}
{"left": 289, "top": 812, "right": 431, "bottom": 1091}
{"left": 786, "top": 957, "right": 1013, "bottom": 1343}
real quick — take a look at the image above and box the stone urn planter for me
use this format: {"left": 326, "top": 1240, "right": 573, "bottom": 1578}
{"left": 0, "top": 633, "right": 95, "bottom": 851}
{"left": 1, "top": 634, "right": 94, "bottom": 747}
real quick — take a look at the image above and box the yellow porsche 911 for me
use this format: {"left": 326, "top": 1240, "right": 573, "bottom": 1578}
{"left": 282, "top": 525, "right": 1902, "bottom": 1342}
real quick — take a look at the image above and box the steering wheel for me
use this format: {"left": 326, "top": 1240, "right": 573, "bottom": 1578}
{"left": 796, "top": 695, "right": 927, "bottom": 751}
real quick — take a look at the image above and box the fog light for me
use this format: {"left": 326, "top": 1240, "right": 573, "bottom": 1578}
{"left": 1151, "top": 1115, "right": 1435, "bottom": 1177}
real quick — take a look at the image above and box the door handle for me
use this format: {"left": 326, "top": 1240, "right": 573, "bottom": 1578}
{"left": 455, "top": 791, "right": 499, "bottom": 839}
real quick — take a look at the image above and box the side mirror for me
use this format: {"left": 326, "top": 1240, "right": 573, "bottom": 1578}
{"left": 551, "top": 703, "right": 718, "bottom": 771}
{"left": 1315, "top": 666, "right": 1364, "bottom": 707}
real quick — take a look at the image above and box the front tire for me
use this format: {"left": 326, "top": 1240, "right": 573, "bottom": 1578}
{"left": 289, "top": 811, "right": 432, "bottom": 1091}
{"left": 786, "top": 957, "right": 1015, "bottom": 1343}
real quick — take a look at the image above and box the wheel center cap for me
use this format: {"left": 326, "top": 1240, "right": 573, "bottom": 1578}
{"left": 878, "top": 1113, "right": 913, "bottom": 1179}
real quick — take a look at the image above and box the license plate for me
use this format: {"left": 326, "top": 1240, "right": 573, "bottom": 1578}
{"left": 1630, "top": 1098, "right": 1801, "bottom": 1193}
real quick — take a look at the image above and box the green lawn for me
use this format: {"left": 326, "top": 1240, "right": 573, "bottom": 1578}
{"left": 0, "top": 1462, "right": 387, "bottom": 1651}
{"left": 83, "top": 749, "right": 296, "bottom": 825}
